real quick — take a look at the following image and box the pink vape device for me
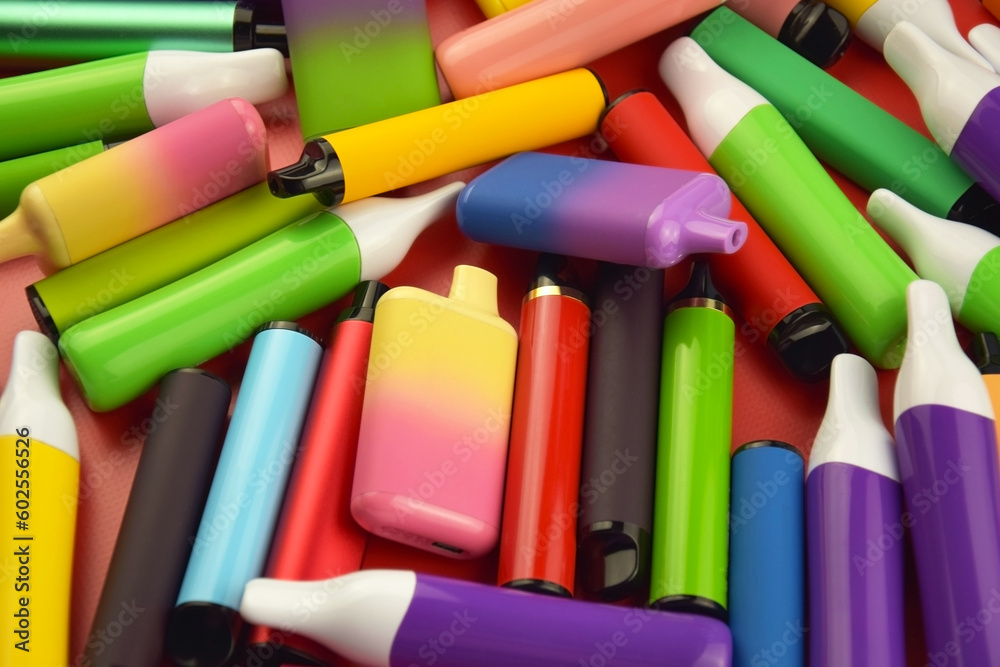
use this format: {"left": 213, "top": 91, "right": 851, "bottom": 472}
{"left": 350, "top": 265, "right": 518, "bottom": 559}
{"left": 435, "top": 0, "right": 724, "bottom": 99}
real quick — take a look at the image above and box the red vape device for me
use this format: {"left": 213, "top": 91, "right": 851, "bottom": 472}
{"left": 246, "top": 281, "right": 388, "bottom": 666}
{"left": 498, "top": 255, "right": 591, "bottom": 597}
{"left": 600, "top": 90, "right": 848, "bottom": 381}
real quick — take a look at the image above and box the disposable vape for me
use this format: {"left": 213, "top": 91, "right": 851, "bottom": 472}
{"left": 351, "top": 265, "right": 518, "bottom": 559}
{"left": 894, "top": 280, "right": 1000, "bottom": 665}
{"left": 267, "top": 68, "right": 607, "bottom": 206}
{"left": 600, "top": 90, "right": 848, "bottom": 381}
{"left": 498, "top": 255, "right": 590, "bottom": 597}
{"left": 82, "top": 368, "right": 231, "bottom": 667}
{"left": 0, "top": 49, "right": 286, "bottom": 162}
{"left": 661, "top": 36, "right": 917, "bottom": 369}
{"left": 0, "top": 98, "right": 269, "bottom": 273}
{"left": 435, "top": 0, "right": 724, "bottom": 99}
{"left": 0, "top": 332, "right": 78, "bottom": 666}
{"left": 729, "top": 441, "right": 805, "bottom": 667}
{"left": 282, "top": 0, "right": 440, "bottom": 138}
{"left": 168, "top": 323, "right": 323, "bottom": 667}
{"left": 0, "top": 1, "right": 287, "bottom": 63}
{"left": 58, "top": 183, "right": 462, "bottom": 411}
{"left": 807, "top": 354, "right": 905, "bottom": 667}
{"left": 240, "top": 570, "right": 734, "bottom": 667}
{"left": 577, "top": 262, "right": 663, "bottom": 602}
{"left": 456, "top": 152, "right": 746, "bottom": 268}
{"left": 650, "top": 263, "right": 734, "bottom": 620}
{"left": 690, "top": 8, "right": 1000, "bottom": 234}
{"left": 824, "top": 0, "right": 989, "bottom": 64}
{"left": 728, "top": 0, "right": 850, "bottom": 67}
{"left": 246, "top": 281, "right": 388, "bottom": 667}
{"left": 885, "top": 22, "right": 1000, "bottom": 209}
{"left": 868, "top": 188, "right": 1000, "bottom": 337}
{"left": 27, "top": 183, "right": 326, "bottom": 339}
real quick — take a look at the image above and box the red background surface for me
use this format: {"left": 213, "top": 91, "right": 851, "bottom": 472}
{"left": 0, "top": 0, "right": 995, "bottom": 664}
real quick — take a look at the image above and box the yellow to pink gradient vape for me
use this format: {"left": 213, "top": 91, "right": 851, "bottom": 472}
{"left": 0, "top": 97, "right": 267, "bottom": 274}
{"left": 351, "top": 266, "right": 518, "bottom": 559}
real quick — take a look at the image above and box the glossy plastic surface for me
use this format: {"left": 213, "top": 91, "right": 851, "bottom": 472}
{"left": 436, "top": 0, "right": 724, "bottom": 99}
{"left": 351, "top": 266, "right": 518, "bottom": 558}
{"left": 709, "top": 104, "right": 916, "bottom": 368}
{"left": 58, "top": 212, "right": 360, "bottom": 411}
{"left": 498, "top": 287, "right": 590, "bottom": 596}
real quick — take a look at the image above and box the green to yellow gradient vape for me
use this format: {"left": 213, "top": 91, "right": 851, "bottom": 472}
{"left": 650, "top": 263, "right": 733, "bottom": 621}
{"left": 27, "top": 183, "right": 326, "bottom": 340}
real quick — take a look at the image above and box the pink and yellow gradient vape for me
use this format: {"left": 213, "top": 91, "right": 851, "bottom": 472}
{"left": 434, "top": 0, "right": 723, "bottom": 99}
{"left": 351, "top": 265, "right": 518, "bottom": 559}
{"left": 0, "top": 97, "right": 267, "bottom": 274}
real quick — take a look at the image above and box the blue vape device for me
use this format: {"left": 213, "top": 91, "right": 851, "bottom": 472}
{"left": 728, "top": 441, "right": 806, "bottom": 667}
{"left": 167, "top": 321, "right": 323, "bottom": 667}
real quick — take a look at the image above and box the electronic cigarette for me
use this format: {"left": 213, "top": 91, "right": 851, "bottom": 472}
{"left": 27, "top": 182, "right": 326, "bottom": 340}
{"left": 240, "top": 570, "right": 734, "bottom": 667}
{"left": 868, "top": 189, "right": 1000, "bottom": 338}
{"left": 351, "top": 265, "right": 519, "bottom": 559}
{"left": 729, "top": 441, "right": 805, "bottom": 667}
{"left": 282, "top": 0, "right": 440, "bottom": 138}
{"left": 82, "top": 368, "right": 231, "bottom": 667}
{"left": 661, "top": 37, "right": 917, "bottom": 369}
{"left": 600, "top": 90, "right": 848, "bottom": 381}
{"left": 973, "top": 332, "right": 1000, "bottom": 451}
{"left": 0, "top": 332, "right": 78, "bottom": 666}
{"left": 577, "top": 262, "right": 663, "bottom": 602}
{"left": 267, "top": 68, "right": 607, "bottom": 206}
{"left": 457, "top": 152, "right": 746, "bottom": 268}
{"left": 498, "top": 255, "right": 590, "bottom": 597}
{"left": 807, "top": 354, "right": 904, "bottom": 667}
{"left": 246, "top": 281, "right": 388, "bottom": 667}
{"left": 690, "top": 8, "right": 1000, "bottom": 235}
{"left": 0, "top": 98, "right": 269, "bottom": 273}
{"left": 0, "top": 139, "right": 109, "bottom": 218}
{"left": 728, "top": 0, "right": 850, "bottom": 68}
{"left": 0, "top": 49, "right": 286, "bottom": 162}
{"left": 894, "top": 280, "right": 1000, "bottom": 665}
{"left": 436, "top": 0, "right": 724, "bottom": 98}
{"left": 0, "top": 1, "right": 287, "bottom": 63}
{"left": 57, "top": 182, "right": 462, "bottom": 412}
{"left": 168, "top": 323, "right": 323, "bottom": 667}
{"left": 824, "top": 0, "right": 988, "bottom": 64}
{"left": 650, "top": 263, "right": 734, "bottom": 620}
{"left": 885, "top": 22, "right": 1000, "bottom": 209}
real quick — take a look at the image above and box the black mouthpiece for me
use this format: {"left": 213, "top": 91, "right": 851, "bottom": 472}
{"left": 267, "top": 139, "right": 345, "bottom": 207}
